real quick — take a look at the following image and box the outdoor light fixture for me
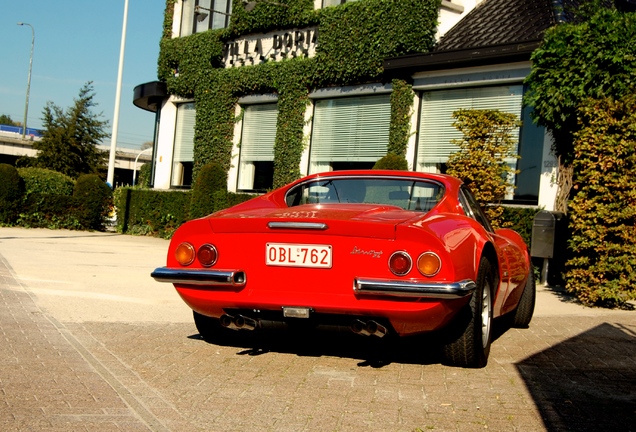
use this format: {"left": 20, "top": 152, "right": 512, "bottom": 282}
{"left": 17, "top": 22, "right": 34, "bottom": 140}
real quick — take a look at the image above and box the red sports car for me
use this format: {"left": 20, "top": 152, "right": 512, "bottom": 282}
{"left": 152, "top": 170, "right": 535, "bottom": 368}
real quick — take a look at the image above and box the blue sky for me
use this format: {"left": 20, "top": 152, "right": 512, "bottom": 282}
{"left": 1, "top": 1, "right": 166, "bottom": 149}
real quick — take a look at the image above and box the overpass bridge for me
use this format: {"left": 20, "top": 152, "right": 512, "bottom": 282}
{"left": 0, "top": 130, "right": 151, "bottom": 187}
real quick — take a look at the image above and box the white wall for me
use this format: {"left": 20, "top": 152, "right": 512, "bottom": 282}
{"left": 152, "top": 98, "right": 178, "bottom": 190}
{"left": 538, "top": 134, "right": 558, "bottom": 211}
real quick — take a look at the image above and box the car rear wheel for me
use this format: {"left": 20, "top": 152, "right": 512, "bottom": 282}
{"left": 511, "top": 267, "right": 536, "bottom": 328}
{"left": 441, "top": 258, "right": 494, "bottom": 368}
{"left": 193, "top": 311, "right": 227, "bottom": 343}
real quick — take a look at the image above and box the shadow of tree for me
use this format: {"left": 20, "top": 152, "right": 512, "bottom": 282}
{"left": 516, "top": 322, "right": 636, "bottom": 431}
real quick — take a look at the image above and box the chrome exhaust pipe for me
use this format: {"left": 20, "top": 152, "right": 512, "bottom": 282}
{"left": 351, "top": 319, "right": 368, "bottom": 336}
{"left": 220, "top": 314, "right": 258, "bottom": 331}
{"left": 234, "top": 315, "right": 258, "bottom": 331}
{"left": 365, "top": 320, "right": 387, "bottom": 338}
{"left": 220, "top": 314, "right": 237, "bottom": 330}
{"left": 350, "top": 320, "right": 387, "bottom": 338}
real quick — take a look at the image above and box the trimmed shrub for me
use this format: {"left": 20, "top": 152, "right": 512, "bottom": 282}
{"left": 136, "top": 163, "right": 152, "bottom": 188}
{"left": 565, "top": 96, "right": 636, "bottom": 308}
{"left": 17, "top": 193, "right": 83, "bottom": 230}
{"left": 0, "top": 163, "right": 23, "bottom": 224}
{"left": 18, "top": 167, "right": 75, "bottom": 197}
{"left": 73, "top": 174, "right": 113, "bottom": 231}
{"left": 446, "top": 109, "right": 521, "bottom": 228}
{"left": 373, "top": 154, "right": 409, "bottom": 170}
{"left": 190, "top": 162, "right": 228, "bottom": 219}
{"left": 115, "top": 188, "right": 191, "bottom": 238}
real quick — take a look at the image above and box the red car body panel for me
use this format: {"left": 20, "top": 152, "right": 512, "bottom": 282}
{"left": 153, "top": 170, "right": 531, "bottom": 337}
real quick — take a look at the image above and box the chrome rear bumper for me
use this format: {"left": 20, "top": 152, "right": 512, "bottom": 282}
{"left": 354, "top": 278, "right": 475, "bottom": 299}
{"left": 151, "top": 267, "right": 246, "bottom": 287}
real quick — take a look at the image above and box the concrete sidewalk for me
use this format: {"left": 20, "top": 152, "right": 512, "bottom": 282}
{"left": 1, "top": 227, "right": 634, "bottom": 431}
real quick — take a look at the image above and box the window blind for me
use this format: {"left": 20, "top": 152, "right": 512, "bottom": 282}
{"left": 240, "top": 104, "right": 278, "bottom": 162}
{"left": 173, "top": 103, "right": 196, "bottom": 163}
{"left": 417, "top": 86, "right": 523, "bottom": 166}
{"left": 310, "top": 95, "right": 390, "bottom": 163}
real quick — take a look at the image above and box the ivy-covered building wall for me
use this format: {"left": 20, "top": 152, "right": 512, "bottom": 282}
{"left": 140, "top": 0, "right": 554, "bottom": 209}
{"left": 148, "top": 0, "right": 452, "bottom": 191}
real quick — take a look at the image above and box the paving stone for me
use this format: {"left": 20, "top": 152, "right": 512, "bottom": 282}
{"left": 1, "top": 228, "right": 635, "bottom": 431}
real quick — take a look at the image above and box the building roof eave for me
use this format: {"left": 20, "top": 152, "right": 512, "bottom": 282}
{"left": 383, "top": 40, "right": 542, "bottom": 78}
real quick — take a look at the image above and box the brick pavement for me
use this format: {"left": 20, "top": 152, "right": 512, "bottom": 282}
{"left": 0, "top": 254, "right": 156, "bottom": 431}
{"left": 1, "top": 229, "right": 635, "bottom": 431}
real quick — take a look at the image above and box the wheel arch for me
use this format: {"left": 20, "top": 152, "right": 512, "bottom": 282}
{"left": 479, "top": 241, "right": 499, "bottom": 296}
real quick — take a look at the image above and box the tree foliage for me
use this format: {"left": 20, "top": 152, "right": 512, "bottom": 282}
{"left": 0, "top": 114, "right": 18, "bottom": 126}
{"left": 524, "top": 1, "right": 636, "bottom": 164}
{"left": 446, "top": 109, "right": 520, "bottom": 228}
{"left": 32, "top": 82, "right": 109, "bottom": 179}
{"left": 565, "top": 96, "right": 636, "bottom": 308}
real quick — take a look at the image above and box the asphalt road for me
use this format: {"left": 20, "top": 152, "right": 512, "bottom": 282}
{"left": 1, "top": 227, "right": 634, "bottom": 431}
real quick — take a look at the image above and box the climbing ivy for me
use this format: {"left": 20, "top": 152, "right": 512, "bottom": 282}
{"left": 158, "top": 0, "right": 440, "bottom": 185}
{"left": 388, "top": 79, "right": 415, "bottom": 157}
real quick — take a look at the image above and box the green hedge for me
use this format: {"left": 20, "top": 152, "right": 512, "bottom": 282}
{"left": 17, "top": 194, "right": 83, "bottom": 230}
{"left": 566, "top": 96, "right": 636, "bottom": 308}
{"left": 18, "top": 167, "right": 75, "bottom": 197}
{"left": 0, "top": 164, "right": 23, "bottom": 224}
{"left": 114, "top": 187, "right": 257, "bottom": 238}
{"left": 115, "top": 188, "right": 192, "bottom": 238}
{"left": 189, "top": 162, "right": 228, "bottom": 219}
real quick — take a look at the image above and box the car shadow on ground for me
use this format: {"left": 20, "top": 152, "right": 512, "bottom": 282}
{"left": 188, "top": 316, "right": 516, "bottom": 368}
{"left": 516, "top": 322, "right": 636, "bottom": 431}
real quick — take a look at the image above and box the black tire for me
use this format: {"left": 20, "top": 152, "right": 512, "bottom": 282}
{"left": 511, "top": 268, "right": 536, "bottom": 328}
{"left": 193, "top": 311, "right": 228, "bottom": 343}
{"left": 441, "top": 259, "right": 494, "bottom": 368}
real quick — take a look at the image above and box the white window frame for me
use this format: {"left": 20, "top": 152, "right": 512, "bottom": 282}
{"left": 171, "top": 102, "right": 196, "bottom": 187}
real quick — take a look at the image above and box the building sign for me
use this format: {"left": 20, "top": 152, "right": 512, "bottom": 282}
{"left": 222, "top": 27, "right": 318, "bottom": 68}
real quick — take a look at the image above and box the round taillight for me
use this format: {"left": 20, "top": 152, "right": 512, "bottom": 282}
{"left": 175, "top": 242, "right": 195, "bottom": 266}
{"left": 197, "top": 244, "right": 218, "bottom": 267}
{"left": 417, "top": 252, "right": 441, "bottom": 277}
{"left": 389, "top": 251, "right": 412, "bottom": 276}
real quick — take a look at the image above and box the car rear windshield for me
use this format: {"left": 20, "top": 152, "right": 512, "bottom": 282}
{"left": 285, "top": 177, "right": 444, "bottom": 212}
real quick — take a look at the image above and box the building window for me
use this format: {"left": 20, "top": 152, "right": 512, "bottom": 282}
{"left": 171, "top": 103, "right": 195, "bottom": 188}
{"left": 416, "top": 84, "right": 544, "bottom": 203}
{"left": 515, "top": 95, "right": 545, "bottom": 203}
{"left": 309, "top": 95, "right": 391, "bottom": 174}
{"left": 181, "top": 0, "right": 231, "bottom": 37}
{"left": 237, "top": 104, "right": 278, "bottom": 191}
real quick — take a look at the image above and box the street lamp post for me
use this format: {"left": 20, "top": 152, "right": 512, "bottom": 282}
{"left": 132, "top": 147, "right": 152, "bottom": 186}
{"left": 107, "top": 0, "right": 129, "bottom": 187}
{"left": 17, "top": 22, "right": 34, "bottom": 140}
